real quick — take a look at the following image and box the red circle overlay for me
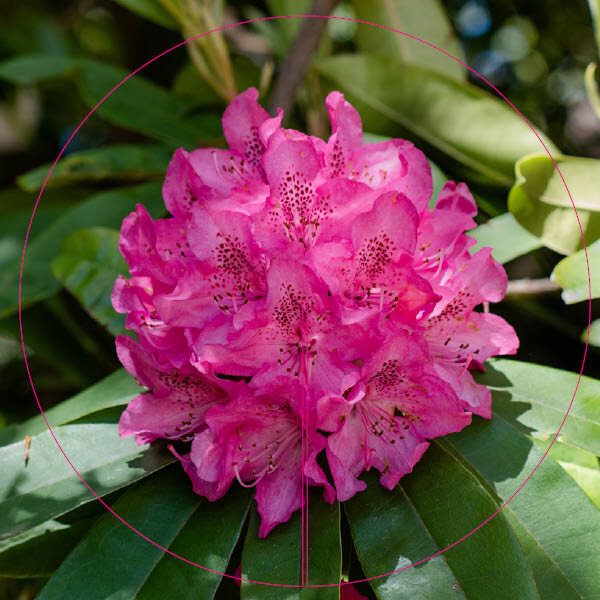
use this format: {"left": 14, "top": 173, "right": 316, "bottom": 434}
{"left": 18, "top": 15, "right": 593, "bottom": 589}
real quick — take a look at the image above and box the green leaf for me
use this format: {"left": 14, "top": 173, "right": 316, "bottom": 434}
{"left": 346, "top": 445, "right": 537, "bottom": 600}
{"left": 345, "top": 471, "right": 467, "bottom": 599}
{"left": 470, "top": 212, "right": 543, "bottom": 264}
{"left": 241, "top": 490, "right": 341, "bottom": 598}
{"left": 77, "top": 60, "right": 221, "bottom": 148}
{"left": 443, "top": 413, "right": 600, "bottom": 599}
{"left": 0, "top": 511, "right": 98, "bottom": 578}
{"left": 551, "top": 239, "right": 600, "bottom": 304}
{"left": 557, "top": 460, "right": 600, "bottom": 509}
{"left": 0, "top": 423, "right": 174, "bottom": 541}
{"left": 135, "top": 485, "right": 252, "bottom": 600}
{"left": 508, "top": 153, "right": 600, "bottom": 255}
{"left": 582, "top": 319, "right": 600, "bottom": 347}
{"left": 352, "top": 0, "right": 465, "bottom": 81}
{"left": 0, "top": 182, "right": 164, "bottom": 319}
{"left": 537, "top": 441, "right": 600, "bottom": 509}
{"left": 110, "top": 0, "right": 179, "bottom": 29}
{"left": 317, "top": 54, "right": 559, "bottom": 185}
{"left": 52, "top": 227, "right": 128, "bottom": 335}
{"left": 0, "top": 54, "right": 221, "bottom": 147}
{"left": 479, "top": 359, "right": 600, "bottom": 455}
{"left": 0, "top": 54, "right": 79, "bottom": 85}
{"left": 17, "top": 144, "right": 173, "bottom": 192}
{"left": 39, "top": 468, "right": 252, "bottom": 599}
{"left": 0, "top": 368, "right": 139, "bottom": 447}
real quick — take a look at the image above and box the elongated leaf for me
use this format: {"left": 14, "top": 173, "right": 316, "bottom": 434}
{"left": 0, "top": 368, "right": 139, "bottom": 447}
{"left": 535, "top": 440, "right": 600, "bottom": 509}
{"left": 353, "top": 0, "right": 465, "bottom": 81}
{"left": 0, "top": 423, "right": 174, "bottom": 540}
{"left": 17, "top": 144, "right": 173, "bottom": 192}
{"left": 508, "top": 153, "right": 600, "bottom": 255}
{"left": 551, "top": 239, "right": 600, "bottom": 304}
{"left": 241, "top": 489, "right": 341, "bottom": 598}
{"left": 477, "top": 359, "right": 600, "bottom": 455}
{"left": 317, "top": 54, "right": 558, "bottom": 185}
{"left": 39, "top": 468, "right": 252, "bottom": 599}
{"left": 110, "top": 0, "right": 179, "bottom": 29}
{"left": 136, "top": 485, "right": 252, "bottom": 600}
{"left": 345, "top": 471, "right": 467, "bottom": 599}
{"left": 443, "top": 412, "right": 600, "bottom": 599}
{"left": 348, "top": 444, "right": 537, "bottom": 599}
{"left": 0, "top": 513, "right": 97, "bottom": 577}
{"left": 0, "top": 55, "right": 221, "bottom": 147}
{"left": 558, "top": 461, "right": 600, "bottom": 509}
{"left": 0, "top": 54, "right": 79, "bottom": 84}
{"left": 470, "top": 212, "right": 543, "bottom": 264}
{"left": 0, "top": 182, "right": 164, "bottom": 318}
{"left": 52, "top": 227, "right": 128, "bottom": 335}
{"left": 77, "top": 60, "right": 221, "bottom": 148}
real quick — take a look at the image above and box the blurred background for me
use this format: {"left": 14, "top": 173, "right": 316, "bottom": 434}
{"left": 0, "top": 2, "right": 598, "bottom": 595}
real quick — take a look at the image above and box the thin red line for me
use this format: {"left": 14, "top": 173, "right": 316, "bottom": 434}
{"left": 300, "top": 301, "right": 305, "bottom": 587}
{"left": 17, "top": 14, "right": 592, "bottom": 588}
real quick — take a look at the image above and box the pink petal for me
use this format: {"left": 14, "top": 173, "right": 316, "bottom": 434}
{"left": 222, "top": 87, "right": 269, "bottom": 176}
{"left": 116, "top": 335, "right": 228, "bottom": 444}
{"left": 162, "top": 148, "right": 210, "bottom": 219}
{"left": 325, "top": 91, "right": 363, "bottom": 177}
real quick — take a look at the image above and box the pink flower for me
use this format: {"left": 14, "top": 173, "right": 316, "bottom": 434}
{"left": 113, "top": 87, "right": 518, "bottom": 535}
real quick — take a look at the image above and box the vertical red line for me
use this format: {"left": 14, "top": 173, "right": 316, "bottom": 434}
{"left": 299, "top": 301, "right": 309, "bottom": 588}
{"left": 299, "top": 302, "right": 305, "bottom": 588}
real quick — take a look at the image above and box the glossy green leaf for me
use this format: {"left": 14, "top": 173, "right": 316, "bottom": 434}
{"left": 508, "top": 153, "right": 600, "bottom": 255}
{"left": 551, "top": 239, "right": 600, "bottom": 304}
{"left": 0, "top": 511, "right": 98, "bottom": 577}
{"left": 0, "top": 423, "right": 174, "bottom": 540}
{"left": 77, "top": 60, "right": 221, "bottom": 148}
{"left": 536, "top": 441, "right": 600, "bottom": 509}
{"left": 52, "top": 227, "right": 128, "bottom": 335}
{"left": 39, "top": 468, "right": 252, "bottom": 599}
{"left": 443, "top": 412, "right": 600, "bottom": 599}
{"left": 0, "top": 368, "right": 139, "bottom": 447}
{"left": 136, "top": 485, "right": 252, "bottom": 600}
{"left": 241, "top": 489, "right": 341, "bottom": 598}
{"left": 582, "top": 318, "right": 600, "bottom": 347}
{"left": 317, "top": 54, "right": 558, "bottom": 185}
{"left": 17, "top": 144, "right": 173, "bottom": 192}
{"left": 0, "top": 54, "right": 79, "bottom": 85}
{"left": 478, "top": 359, "right": 600, "bottom": 455}
{"left": 470, "top": 212, "right": 543, "bottom": 264}
{"left": 347, "top": 444, "right": 537, "bottom": 599}
{"left": 110, "top": 0, "right": 179, "bottom": 29}
{"left": 353, "top": 0, "right": 465, "bottom": 81}
{"left": 345, "top": 471, "right": 466, "bottom": 599}
{"left": 0, "top": 182, "right": 164, "bottom": 319}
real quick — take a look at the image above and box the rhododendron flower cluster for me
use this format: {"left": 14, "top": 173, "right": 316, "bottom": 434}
{"left": 113, "top": 88, "right": 518, "bottom": 538}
